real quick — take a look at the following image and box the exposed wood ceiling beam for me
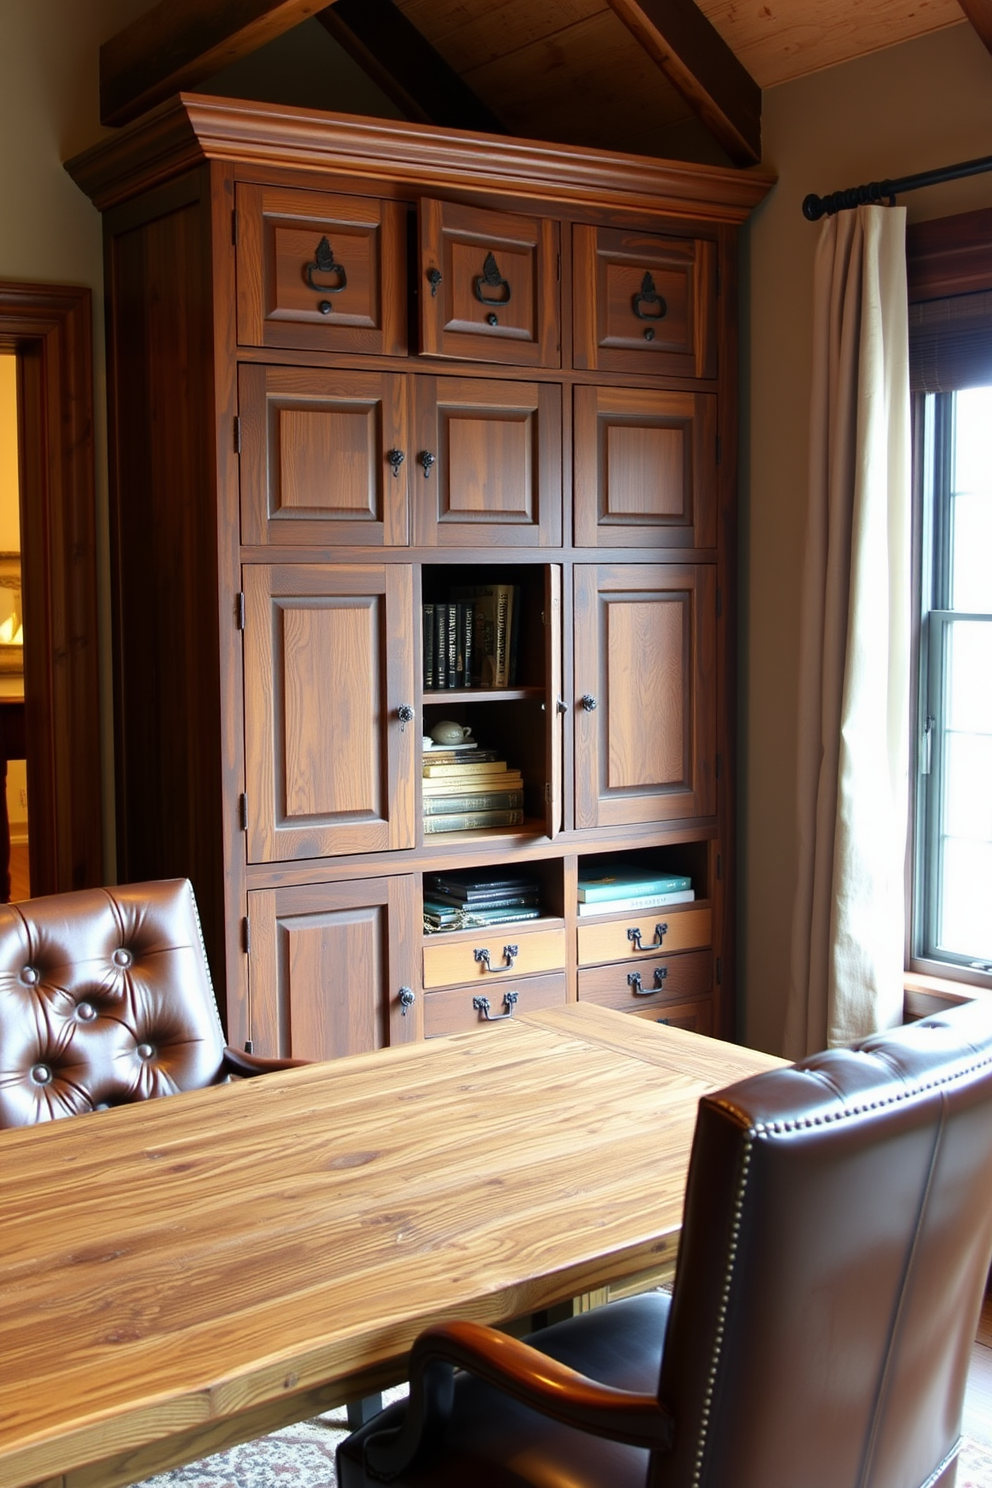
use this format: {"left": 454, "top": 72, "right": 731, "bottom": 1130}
{"left": 957, "top": 0, "right": 992, "bottom": 54}
{"left": 100, "top": 0, "right": 336, "bottom": 128}
{"left": 316, "top": 0, "right": 506, "bottom": 133}
{"left": 604, "top": 0, "right": 761, "bottom": 165}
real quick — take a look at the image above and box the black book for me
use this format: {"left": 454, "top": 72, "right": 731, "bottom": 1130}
{"left": 423, "top": 602, "right": 435, "bottom": 691}
{"left": 426, "top": 872, "right": 539, "bottom": 902}
{"left": 446, "top": 602, "right": 458, "bottom": 689}
{"left": 434, "top": 603, "right": 448, "bottom": 689}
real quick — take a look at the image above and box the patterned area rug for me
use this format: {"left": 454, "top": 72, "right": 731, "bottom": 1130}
{"left": 131, "top": 1408, "right": 992, "bottom": 1488}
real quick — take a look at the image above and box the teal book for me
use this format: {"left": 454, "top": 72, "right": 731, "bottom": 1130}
{"left": 577, "top": 866, "right": 692, "bottom": 902}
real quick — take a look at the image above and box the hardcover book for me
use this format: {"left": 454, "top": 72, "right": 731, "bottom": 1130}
{"left": 577, "top": 866, "right": 693, "bottom": 902}
{"left": 576, "top": 889, "right": 696, "bottom": 915}
{"left": 422, "top": 808, "right": 525, "bottom": 833}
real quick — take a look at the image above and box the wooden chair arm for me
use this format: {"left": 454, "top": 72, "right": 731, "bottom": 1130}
{"left": 362, "top": 1319, "right": 673, "bottom": 1481}
{"left": 221, "top": 1046, "right": 309, "bottom": 1077}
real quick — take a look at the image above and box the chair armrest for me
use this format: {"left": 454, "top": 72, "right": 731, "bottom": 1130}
{"left": 221, "top": 1046, "right": 309, "bottom": 1077}
{"left": 362, "top": 1319, "right": 673, "bottom": 1481}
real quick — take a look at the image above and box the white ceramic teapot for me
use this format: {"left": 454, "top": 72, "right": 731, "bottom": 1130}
{"left": 429, "top": 720, "right": 473, "bottom": 745}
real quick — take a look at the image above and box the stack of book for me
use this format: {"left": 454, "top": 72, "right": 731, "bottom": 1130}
{"left": 422, "top": 741, "right": 524, "bottom": 834}
{"left": 577, "top": 864, "right": 695, "bottom": 917}
{"left": 423, "top": 871, "right": 541, "bottom": 931}
{"left": 423, "top": 582, "right": 519, "bottom": 691}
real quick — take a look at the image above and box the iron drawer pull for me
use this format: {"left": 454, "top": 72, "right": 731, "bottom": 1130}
{"left": 387, "top": 449, "right": 405, "bottom": 478}
{"left": 474, "top": 251, "right": 512, "bottom": 307}
{"left": 474, "top": 944, "right": 519, "bottom": 973}
{"left": 627, "top": 966, "right": 669, "bottom": 996}
{"left": 305, "top": 236, "right": 348, "bottom": 302}
{"left": 632, "top": 270, "right": 666, "bottom": 342}
{"left": 627, "top": 923, "right": 668, "bottom": 952}
{"left": 398, "top": 987, "right": 415, "bottom": 1015}
{"left": 427, "top": 267, "right": 443, "bottom": 297}
{"left": 473, "top": 991, "right": 518, "bottom": 1021}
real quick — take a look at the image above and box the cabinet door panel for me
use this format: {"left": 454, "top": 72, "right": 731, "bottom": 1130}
{"left": 574, "top": 564, "right": 716, "bottom": 828}
{"left": 247, "top": 876, "right": 419, "bottom": 1059}
{"left": 573, "top": 386, "right": 717, "bottom": 549}
{"left": 239, "top": 365, "right": 409, "bottom": 546}
{"left": 236, "top": 184, "right": 406, "bottom": 355}
{"left": 414, "top": 376, "right": 561, "bottom": 547}
{"left": 573, "top": 224, "right": 717, "bottom": 378}
{"left": 419, "top": 198, "right": 559, "bottom": 367}
{"left": 244, "top": 564, "right": 416, "bottom": 860}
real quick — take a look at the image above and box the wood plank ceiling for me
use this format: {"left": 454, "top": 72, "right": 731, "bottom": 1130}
{"left": 100, "top": 0, "right": 984, "bottom": 168}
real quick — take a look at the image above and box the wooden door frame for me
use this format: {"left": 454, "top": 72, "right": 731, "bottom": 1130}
{"left": 0, "top": 281, "right": 104, "bottom": 893}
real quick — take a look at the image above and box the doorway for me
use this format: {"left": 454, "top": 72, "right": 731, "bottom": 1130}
{"left": 0, "top": 282, "right": 103, "bottom": 897}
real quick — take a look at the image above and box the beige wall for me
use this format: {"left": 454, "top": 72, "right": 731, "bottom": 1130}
{"left": 739, "top": 22, "right": 992, "bottom": 1052}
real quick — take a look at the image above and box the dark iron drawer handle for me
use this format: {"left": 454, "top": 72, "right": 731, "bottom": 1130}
{"left": 427, "top": 267, "right": 443, "bottom": 297}
{"left": 399, "top": 987, "right": 415, "bottom": 1015}
{"left": 474, "top": 251, "right": 512, "bottom": 309}
{"left": 387, "top": 449, "right": 405, "bottom": 478}
{"left": 475, "top": 944, "right": 519, "bottom": 973}
{"left": 627, "top": 965, "right": 669, "bottom": 996}
{"left": 632, "top": 270, "right": 666, "bottom": 341}
{"left": 305, "top": 236, "right": 348, "bottom": 311}
{"left": 627, "top": 923, "right": 668, "bottom": 952}
{"left": 473, "top": 991, "right": 519, "bottom": 1022}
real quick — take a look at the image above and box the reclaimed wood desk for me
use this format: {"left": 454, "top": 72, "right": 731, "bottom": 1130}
{"left": 0, "top": 1004, "right": 781, "bottom": 1488}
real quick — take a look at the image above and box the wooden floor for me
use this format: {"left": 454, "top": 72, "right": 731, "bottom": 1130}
{"left": 965, "top": 1292, "right": 992, "bottom": 1447}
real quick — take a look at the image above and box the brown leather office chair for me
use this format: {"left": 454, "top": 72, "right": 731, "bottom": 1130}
{"left": 338, "top": 999, "right": 992, "bottom": 1488}
{"left": 0, "top": 877, "right": 301, "bottom": 1127}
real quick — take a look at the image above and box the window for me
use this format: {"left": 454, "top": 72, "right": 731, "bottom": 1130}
{"left": 914, "top": 386, "right": 992, "bottom": 977}
{"left": 908, "top": 211, "right": 992, "bottom": 988}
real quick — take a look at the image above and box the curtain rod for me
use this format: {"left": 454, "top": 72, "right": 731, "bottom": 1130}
{"left": 802, "top": 153, "right": 992, "bottom": 221}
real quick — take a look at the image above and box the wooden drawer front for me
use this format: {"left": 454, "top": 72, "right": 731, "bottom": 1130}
{"left": 414, "top": 377, "right": 562, "bottom": 547}
{"left": 246, "top": 876, "right": 420, "bottom": 1060}
{"left": 573, "top": 224, "right": 717, "bottom": 378}
{"left": 577, "top": 907, "right": 711, "bottom": 967}
{"left": 424, "top": 971, "right": 567, "bottom": 1038}
{"left": 236, "top": 184, "right": 406, "bottom": 356}
{"left": 574, "top": 564, "right": 717, "bottom": 829}
{"left": 630, "top": 998, "right": 713, "bottom": 1036}
{"left": 239, "top": 365, "right": 409, "bottom": 547}
{"left": 578, "top": 948, "right": 711, "bottom": 1015}
{"left": 423, "top": 924, "right": 566, "bottom": 990}
{"left": 573, "top": 386, "right": 717, "bottom": 550}
{"left": 419, "top": 198, "right": 560, "bottom": 368}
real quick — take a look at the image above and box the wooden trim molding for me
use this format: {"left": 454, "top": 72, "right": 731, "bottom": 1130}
{"left": 0, "top": 282, "right": 104, "bottom": 895}
{"left": 906, "top": 205, "right": 992, "bottom": 302}
{"left": 66, "top": 93, "right": 775, "bottom": 221}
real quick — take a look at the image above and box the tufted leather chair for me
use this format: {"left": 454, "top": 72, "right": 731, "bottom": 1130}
{"left": 338, "top": 998, "right": 992, "bottom": 1488}
{"left": 0, "top": 878, "right": 302, "bottom": 1127}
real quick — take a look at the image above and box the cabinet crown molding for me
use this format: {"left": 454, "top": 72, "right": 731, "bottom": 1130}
{"left": 65, "top": 91, "right": 775, "bottom": 219}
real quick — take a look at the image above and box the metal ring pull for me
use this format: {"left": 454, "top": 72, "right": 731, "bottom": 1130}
{"left": 473, "top": 991, "right": 518, "bottom": 1021}
{"left": 474, "top": 251, "right": 512, "bottom": 311}
{"left": 474, "top": 944, "right": 519, "bottom": 974}
{"left": 305, "top": 237, "right": 348, "bottom": 302}
{"left": 626, "top": 922, "right": 669, "bottom": 952}
{"left": 632, "top": 271, "right": 666, "bottom": 340}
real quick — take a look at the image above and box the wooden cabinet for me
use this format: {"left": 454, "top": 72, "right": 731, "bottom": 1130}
{"left": 69, "top": 99, "right": 769, "bottom": 1059}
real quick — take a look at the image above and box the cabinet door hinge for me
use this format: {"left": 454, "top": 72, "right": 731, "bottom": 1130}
{"left": 232, "top": 208, "right": 238, "bottom": 246}
{"left": 234, "top": 416, "right": 242, "bottom": 454}
{"left": 545, "top": 781, "right": 553, "bottom": 803}
{"left": 242, "top": 914, "right": 251, "bottom": 954}
{"left": 236, "top": 592, "right": 246, "bottom": 630}
{"left": 239, "top": 792, "right": 248, "bottom": 831}
{"left": 716, "top": 956, "right": 722, "bottom": 985}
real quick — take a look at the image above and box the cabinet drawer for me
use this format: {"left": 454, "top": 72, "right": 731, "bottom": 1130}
{"left": 236, "top": 183, "right": 407, "bottom": 356}
{"left": 630, "top": 998, "right": 713, "bottom": 1036}
{"left": 573, "top": 224, "right": 717, "bottom": 379}
{"left": 578, "top": 948, "right": 711, "bottom": 1015}
{"left": 577, "top": 907, "right": 711, "bottom": 967}
{"left": 419, "top": 197, "right": 560, "bottom": 368}
{"left": 423, "top": 924, "right": 566, "bottom": 989}
{"left": 424, "top": 970, "right": 567, "bottom": 1037}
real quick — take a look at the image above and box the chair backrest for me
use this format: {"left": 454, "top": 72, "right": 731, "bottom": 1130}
{"left": 0, "top": 878, "right": 229, "bottom": 1127}
{"left": 656, "top": 999, "right": 992, "bottom": 1488}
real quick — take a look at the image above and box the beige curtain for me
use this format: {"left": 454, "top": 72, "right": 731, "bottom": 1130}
{"left": 785, "top": 205, "right": 911, "bottom": 1057}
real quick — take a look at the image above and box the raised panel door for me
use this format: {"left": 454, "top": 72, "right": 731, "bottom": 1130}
{"left": 239, "top": 365, "right": 409, "bottom": 546}
{"left": 243, "top": 564, "right": 416, "bottom": 861}
{"left": 413, "top": 376, "right": 561, "bottom": 547}
{"left": 236, "top": 183, "right": 407, "bottom": 356}
{"left": 573, "top": 224, "right": 717, "bottom": 378}
{"left": 247, "top": 875, "right": 420, "bottom": 1059}
{"left": 419, "top": 197, "right": 560, "bottom": 367}
{"left": 573, "top": 564, "right": 717, "bottom": 828}
{"left": 573, "top": 385, "right": 717, "bottom": 549}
